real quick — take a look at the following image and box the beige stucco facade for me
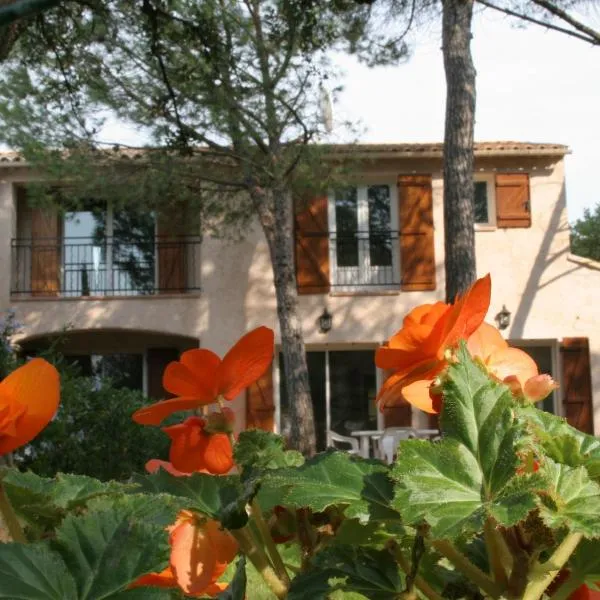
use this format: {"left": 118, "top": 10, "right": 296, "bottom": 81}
{"left": 1, "top": 143, "right": 599, "bottom": 434}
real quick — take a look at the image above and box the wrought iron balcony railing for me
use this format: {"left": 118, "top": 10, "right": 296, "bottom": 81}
{"left": 11, "top": 236, "right": 201, "bottom": 297}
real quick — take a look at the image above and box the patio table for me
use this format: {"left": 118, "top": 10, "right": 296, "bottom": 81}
{"left": 350, "top": 430, "right": 383, "bottom": 458}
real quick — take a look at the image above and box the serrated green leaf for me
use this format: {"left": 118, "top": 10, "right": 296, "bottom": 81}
{"left": 519, "top": 406, "right": 600, "bottom": 481}
{"left": 287, "top": 546, "right": 402, "bottom": 600}
{"left": 264, "top": 450, "right": 399, "bottom": 523}
{"left": 53, "top": 501, "right": 170, "bottom": 599}
{"left": 537, "top": 459, "right": 600, "bottom": 536}
{"left": 393, "top": 344, "right": 542, "bottom": 539}
{"left": 216, "top": 557, "right": 247, "bottom": 600}
{"left": 0, "top": 543, "right": 77, "bottom": 599}
{"left": 234, "top": 430, "right": 304, "bottom": 471}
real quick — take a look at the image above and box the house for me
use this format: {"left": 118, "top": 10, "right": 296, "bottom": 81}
{"left": 0, "top": 141, "right": 597, "bottom": 451}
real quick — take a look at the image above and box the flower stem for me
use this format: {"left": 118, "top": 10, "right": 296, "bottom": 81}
{"left": 522, "top": 532, "right": 583, "bottom": 600}
{"left": 432, "top": 539, "right": 503, "bottom": 599}
{"left": 484, "top": 518, "right": 509, "bottom": 587}
{"left": 389, "top": 541, "right": 445, "bottom": 600}
{"left": 0, "top": 481, "right": 26, "bottom": 543}
{"left": 231, "top": 526, "right": 288, "bottom": 599}
{"left": 249, "top": 499, "right": 291, "bottom": 587}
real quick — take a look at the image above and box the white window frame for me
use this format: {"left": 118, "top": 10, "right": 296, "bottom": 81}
{"left": 327, "top": 183, "right": 399, "bottom": 290}
{"left": 474, "top": 173, "right": 497, "bottom": 230}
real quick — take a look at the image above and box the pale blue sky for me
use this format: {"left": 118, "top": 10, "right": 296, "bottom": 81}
{"left": 331, "top": 7, "right": 600, "bottom": 222}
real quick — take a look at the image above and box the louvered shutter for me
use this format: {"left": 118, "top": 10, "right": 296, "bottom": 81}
{"left": 157, "top": 212, "right": 187, "bottom": 293}
{"left": 398, "top": 175, "right": 436, "bottom": 291}
{"left": 30, "top": 195, "right": 61, "bottom": 296}
{"left": 495, "top": 174, "right": 531, "bottom": 228}
{"left": 560, "top": 338, "right": 594, "bottom": 434}
{"left": 246, "top": 362, "right": 275, "bottom": 431}
{"left": 295, "top": 195, "right": 330, "bottom": 294}
{"left": 146, "top": 348, "right": 180, "bottom": 400}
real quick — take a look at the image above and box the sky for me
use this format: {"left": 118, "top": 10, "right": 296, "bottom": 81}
{"left": 329, "top": 6, "right": 600, "bottom": 223}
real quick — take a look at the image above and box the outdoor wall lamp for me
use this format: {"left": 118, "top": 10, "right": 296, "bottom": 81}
{"left": 318, "top": 308, "right": 333, "bottom": 334}
{"left": 495, "top": 305, "right": 511, "bottom": 330}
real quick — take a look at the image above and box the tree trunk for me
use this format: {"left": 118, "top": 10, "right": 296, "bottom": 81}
{"left": 254, "top": 186, "right": 317, "bottom": 456}
{"left": 441, "top": 0, "right": 477, "bottom": 303}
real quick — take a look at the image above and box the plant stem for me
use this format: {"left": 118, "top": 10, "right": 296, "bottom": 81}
{"left": 231, "top": 526, "right": 288, "bottom": 599}
{"left": 432, "top": 540, "right": 503, "bottom": 599}
{"left": 0, "top": 481, "right": 26, "bottom": 543}
{"left": 249, "top": 498, "right": 290, "bottom": 587}
{"left": 390, "top": 541, "right": 445, "bottom": 600}
{"left": 522, "top": 532, "right": 584, "bottom": 600}
{"left": 484, "top": 518, "right": 509, "bottom": 587}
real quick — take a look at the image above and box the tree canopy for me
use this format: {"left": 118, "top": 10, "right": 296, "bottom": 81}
{"left": 571, "top": 203, "right": 600, "bottom": 262}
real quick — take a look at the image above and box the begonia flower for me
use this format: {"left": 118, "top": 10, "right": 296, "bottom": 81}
{"left": 0, "top": 358, "right": 59, "bottom": 455}
{"left": 133, "top": 326, "right": 274, "bottom": 425}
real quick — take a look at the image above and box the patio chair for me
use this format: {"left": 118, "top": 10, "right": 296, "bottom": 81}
{"left": 327, "top": 430, "right": 360, "bottom": 455}
{"left": 378, "top": 427, "right": 417, "bottom": 464}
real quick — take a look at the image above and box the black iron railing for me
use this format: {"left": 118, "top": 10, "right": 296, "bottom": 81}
{"left": 11, "top": 236, "right": 201, "bottom": 297}
{"left": 298, "top": 230, "right": 402, "bottom": 287}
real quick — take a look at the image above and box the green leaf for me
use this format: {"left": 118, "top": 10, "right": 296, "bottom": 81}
{"left": 216, "top": 556, "right": 247, "bottom": 600}
{"left": 263, "top": 450, "right": 399, "bottom": 523}
{"left": 393, "top": 344, "right": 542, "bottom": 539}
{"left": 569, "top": 539, "right": 600, "bottom": 584}
{"left": 287, "top": 546, "right": 402, "bottom": 600}
{"left": 519, "top": 406, "right": 600, "bottom": 481}
{"left": 53, "top": 498, "right": 170, "bottom": 599}
{"left": 234, "top": 430, "right": 304, "bottom": 471}
{"left": 0, "top": 543, "right": 76, "bottom": 599}
{"left": 537, "top": 459, "right": 600, "bottom": 536}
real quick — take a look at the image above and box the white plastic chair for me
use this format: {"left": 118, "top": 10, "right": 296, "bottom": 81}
{"left": 378, "top": 427, "right": 417, "bottom": 464}
{"left": 327, "top": 430, "right": 360, "bottom": 455}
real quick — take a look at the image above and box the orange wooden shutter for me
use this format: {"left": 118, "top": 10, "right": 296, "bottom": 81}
{"left": 295, "top": 195, "right": 330, "bottom": 294}
{"left": 560, "top": 338, "right": 594, "bottom": 434}
{"left": 146, "top": 348, "right": 180, "bottom": 400}
{"left": 246, "top": 362, "right": 275, "bottom": 431}
{"left": 30, "top": 201, "right": 60, "bottom": 297}
{"left": 495, "top": 173, "right": 531, "bottom": 228}
{"left": 157, "top": 214, "right": 186, "bottom": 293}
{"left": 398, "top": 175, "right": 436, "bottom": 291}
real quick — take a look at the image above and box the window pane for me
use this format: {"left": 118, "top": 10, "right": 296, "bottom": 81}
{"left": 329, "top": 350, "right": 377, "bottom": 438}
{"left": 335, "top": 188, "right": 358, "bottom": 267}
{"left": 511, "top": 345, "right": 556, "bottom": 414}
{"left": 111, "top": 210, "right": 156, "bottom": 295}
{"left": 68, "top": 353, "right": 144, "bottom": 391}
{"left": 64, "top": 203, "right": 107, "bottom": 296}
{"left": 279, "top": 352, "right": 327, "bottom": 451}
{"left": 367, "top": 185, "right": 392, "bottom": 267}
{"left": 474, "top": 181, "right": 489, "bottom": 224}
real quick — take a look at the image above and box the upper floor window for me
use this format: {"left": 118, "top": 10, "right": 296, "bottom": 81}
{"left": 328, "top": 184, "right": 399, "bottom": 289}
{"left": 474, "top": 175, "right": 496, "bottom": 228}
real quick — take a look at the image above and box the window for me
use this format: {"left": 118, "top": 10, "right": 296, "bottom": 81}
{"left": 63, "top": 201, "right": 156, "bottom": 296}
{"left": 328, "top": 184, "right": 398, "bottom": 288}
{"left": 473, "top": 175, "right": 496, "bottom": 227}
{"left": 68, "top": 353, "right": 144, "bottom": 391}
{"left": 278, "top": 350, "right": 378, "bottom": 451}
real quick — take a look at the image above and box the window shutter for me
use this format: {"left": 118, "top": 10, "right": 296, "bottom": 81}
{"left": 295, "top": 195, "right": 330, "bottom": 294}
{"left": 157, "top": 214, "right": 187, "bottom": 293}
{"left": 30, "top": 194, "right": 61, "bottom": 297}
{"left": 495, "top": 173, "right": 531, "bottom": 228}
{"left": 146, "top": 347, "right": 180, "bottom": 400}
{"left": 560, "top": 337, "right": 594, "bottom": 434}
{"left": 246, "top": 362, "right": 275, "bottom": 431}
{"left": 398, "top": 175, "right": 436, "bottom": 291}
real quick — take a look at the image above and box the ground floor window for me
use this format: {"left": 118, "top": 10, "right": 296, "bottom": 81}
{"left": 278, "top": 349, "right": 379, "bottom": 451}
{"left": 68, "top": 353, "right": 144, "bottom": 392}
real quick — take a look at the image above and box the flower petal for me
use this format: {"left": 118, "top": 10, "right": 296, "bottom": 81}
{"left": 0, "top": 359, "right": 59, "bottom": 456}
{"left": 205, "top": 520, "right": 238, "bottom": 564}
{"left": 202, "top": 433, "right": 234, "bottom": 475}
{"left": 216, "top": 327, "right": 274, "bottom": 400}
{"left": 145, "top": 459, "right": 191, "bottom": 477}
{"left": 132, "top": 396, "right": 202, "bottom": 426}
{"left": 467, "top": 322, "right": 508, "bottom": 362}
{"left": 401, "top": 379, "right": 439, "bottom": 414}
{"left": 163, "top": 350, "right": 220, "bottom": 402}
{"left": 130, "top": 567, "right": 177, "bottom": 589}
{"left": 164, "top": 416, "right": 210, "bottom": 473}
{"left": 523, "top": 374, "right": 559, "bottom": 403}
{"left": 487, "top": 347, "right": 539, "bottom": 390}
{"left": 170, "top": 517, "right": 217, "bottom": 596}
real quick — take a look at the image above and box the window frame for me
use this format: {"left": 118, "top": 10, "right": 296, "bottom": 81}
{"left": 473, "top": 173, "right": 497, "bottom": 230}
{"left": 327, "top": 182, "right": 399, "bottom": 291}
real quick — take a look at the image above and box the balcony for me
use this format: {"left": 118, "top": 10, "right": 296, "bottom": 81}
{"left": 11, "top": 236, "right": 201, "bottom": 298}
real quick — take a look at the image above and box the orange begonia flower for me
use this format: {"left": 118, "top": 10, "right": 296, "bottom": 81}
{"left": 0, "top": 358, "right": 60, "bottom": 456}
{"left": 132, "top": 511, "right": 238, "bottom": 598}
{"left": 145, "top": 458, "right": 193, "bottom": 477}
{"left": 133, "top": 326, "right": 274, "bottom": 425}
{"left": 376, "top": 275, "right": 491, "bottom": 412}
{"left": 163, "top": 415, "right": 234, "bottom": 475}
